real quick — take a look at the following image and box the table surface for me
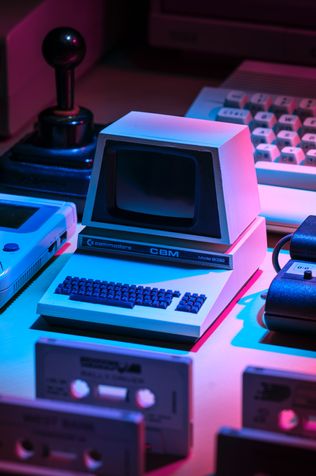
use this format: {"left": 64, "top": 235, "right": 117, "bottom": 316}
{"left": 0, "top": 63, "right": 316, "bottom": 476}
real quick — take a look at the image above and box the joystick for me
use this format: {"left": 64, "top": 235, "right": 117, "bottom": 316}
{"left": 39, "top": 27, "right": 94, "bottom": 149}
{"left": 0, "top": 27, "right": 104, "bottom": 217}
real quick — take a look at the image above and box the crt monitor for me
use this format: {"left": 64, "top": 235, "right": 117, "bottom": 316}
{"left": 83, "top": 111, "right": 260, "bottom": 246}
{"left": 91, "top": 140, "right": 222, "bottom": 240}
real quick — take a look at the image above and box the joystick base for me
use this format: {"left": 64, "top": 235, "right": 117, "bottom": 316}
{"left": 0, "top": 124, "right": 104, "bottom": 218}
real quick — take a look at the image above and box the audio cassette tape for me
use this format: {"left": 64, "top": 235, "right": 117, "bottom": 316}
{"left": 0, "top": 394, "right": 144, "bottom": 476}
{"left": 36, "top": 337, "right": 193, "bottom": 457}
{"left": 243, "top": 366, "right": 316, "bottom": 439}
{"left": 215, "top": 427, "right": 316, "bottom": 476}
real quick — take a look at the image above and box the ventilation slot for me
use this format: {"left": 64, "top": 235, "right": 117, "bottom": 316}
{"left": 13, "top": 258, "right": 43, "bottom": 293}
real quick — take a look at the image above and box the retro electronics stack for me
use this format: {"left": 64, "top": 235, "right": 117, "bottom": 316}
{"left": 0, "top": 193, "right": 76, "bottom": 309}
{"left": 149, "top": 1, "right": 316, "bottom": 66}
{"left": 37, "top": 111, "right": 266, "bottom": 342}
{"left": 150, "top": 1, "right": 316, "bottom": 232}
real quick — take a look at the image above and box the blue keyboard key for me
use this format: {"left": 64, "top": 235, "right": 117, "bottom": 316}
{"left": 55, "top": 276, "right": 186, "bottom": 311}
{"left": 69, "top": 294, "right": 135, "bottom": 309}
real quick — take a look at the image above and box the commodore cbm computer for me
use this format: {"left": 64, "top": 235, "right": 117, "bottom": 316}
{"left": 38, "top": 111, "right": 266, "bottom": 341}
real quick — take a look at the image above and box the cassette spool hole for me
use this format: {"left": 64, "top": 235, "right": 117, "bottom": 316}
{"left": 83, "top": 449, "right": 103, "bottom": 471}
{"left": 70, "top": 379, "right": 90, "bottom": 399}
{"left": 278, "top": 409, "right": 299, "bottom": 431}
{"left": 135, "top": 388, "right": 156, "bottom": 409}
{"left": 16, "top": 439, "right": 35, "bottom": 460}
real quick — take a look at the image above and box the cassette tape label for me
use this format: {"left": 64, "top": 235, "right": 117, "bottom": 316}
{"left": 36, "top": 338, "right": 193, "bottom": 457}
{"left": 293, "top": 385, "right": 316, "bottom": 409}
{"left": 252, "top": 382, "right": 291, "bottom": 402}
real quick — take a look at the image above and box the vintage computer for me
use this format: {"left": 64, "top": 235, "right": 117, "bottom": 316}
{"left": 37, "top": 111, "right": 266, "bottom": 342}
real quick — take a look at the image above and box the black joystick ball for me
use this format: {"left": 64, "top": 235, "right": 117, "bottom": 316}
{"left": 42, "top": 27, "right": 86, "bottom": 69}
{"left": 38, "top": 27, "right": 94, "bottom": 149}
{"left": 42, "top": 27, "right": 86, "bottom": 112}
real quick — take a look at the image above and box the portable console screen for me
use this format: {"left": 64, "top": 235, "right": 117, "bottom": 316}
{"left": 91, "top": 141, "right": 222, "bottom": 238}
{"left": 0, "top": 199, "right": 62, "bottom": 234}
{"left": 0, "top": 203, "right": 38, "bottom": 229}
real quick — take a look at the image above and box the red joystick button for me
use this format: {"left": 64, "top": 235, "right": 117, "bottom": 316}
{"left": 3, "top": 243, "right": 20, "bottom": 252}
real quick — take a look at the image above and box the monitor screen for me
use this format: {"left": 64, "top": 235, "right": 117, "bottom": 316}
{"left": 115, "top": 147, "right": 196, "bottom": 220}
{"left": 0, "top": 204, "right": 38, "bottom": 229}
{"left": 91, "top": 140, "right": 221, "bottom": 238}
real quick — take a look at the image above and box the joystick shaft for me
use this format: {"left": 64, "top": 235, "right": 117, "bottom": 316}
{"left": 42, "top": 27, "right": 86, "bottom": 112}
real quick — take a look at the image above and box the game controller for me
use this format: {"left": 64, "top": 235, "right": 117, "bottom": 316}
{"left": 0, "top": 27, "right": 104, "bottom": 217}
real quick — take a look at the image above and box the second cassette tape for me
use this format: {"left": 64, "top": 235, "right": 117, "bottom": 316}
{"left": 36, "top": 337, "right": 193, "bottom": 457}
{"left": 243, "top": 366, "right": 316, "bottom": 439}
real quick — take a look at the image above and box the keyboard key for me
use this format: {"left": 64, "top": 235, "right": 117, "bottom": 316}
{"left": 70, "top": 294, "right": 135, "bottom": 308}
{"left": 253, "top": 111, "right": 277, "bottom": 129}
{"left": 251, "top": 127, "right": 276, "bottom": 146}
{"left": 175, "top": 292, "right": 207, "bottom": 314}
{"left": 305, "top": 149, "right": 316, "bottom": 166}
{"left": 277, "top": 114, "right": 301, "bottom": 132}
{"left": 55, "top": 276, "right": 184, "bottom": 310}
{"left": 270, "top": 95, "right": 296, "bottom": 115}
{"left": 254, "top": 144, "right": 280, "bottom": 162}
{"left": 216, "top": 107, "right": 252, "bottom": 125}
{"left": 279, "top": 146, "right": 305, "bottom": 165}
{"left": 296, "top": 98, "right": 316, "bottom": 118}
{"left": 186, "top": 86, "right": 316, "bottom": 212}
{"left": 255, "top": 161, "right": 316, "bottom": 191}
{"left": 276, "top": 130, "right": 300, "bottom": 149}
{"left": 302, "top": 117, "right": 316, "bottom": 134}
{"left": 301, "top": 133, "right": 316, "bottom": 152}
{"left": 248, "top": 93, "right": 272, "bottom": 113}
{"left": 224, "top": 90, "right": 248, "bottom": 109}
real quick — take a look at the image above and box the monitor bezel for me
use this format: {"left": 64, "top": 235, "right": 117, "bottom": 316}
{"left": 83, "top": 134, "right": 230, "bottom": 244}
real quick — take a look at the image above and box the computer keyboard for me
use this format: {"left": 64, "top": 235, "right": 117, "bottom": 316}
{"left": 187, "top": 87, "right": 316, "bottom": 188}
{"left": 186, "top": 87, "right": 316, "bottom": 232}
{"left": 55, "top": 276, "right": 207, "bottom": 314}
